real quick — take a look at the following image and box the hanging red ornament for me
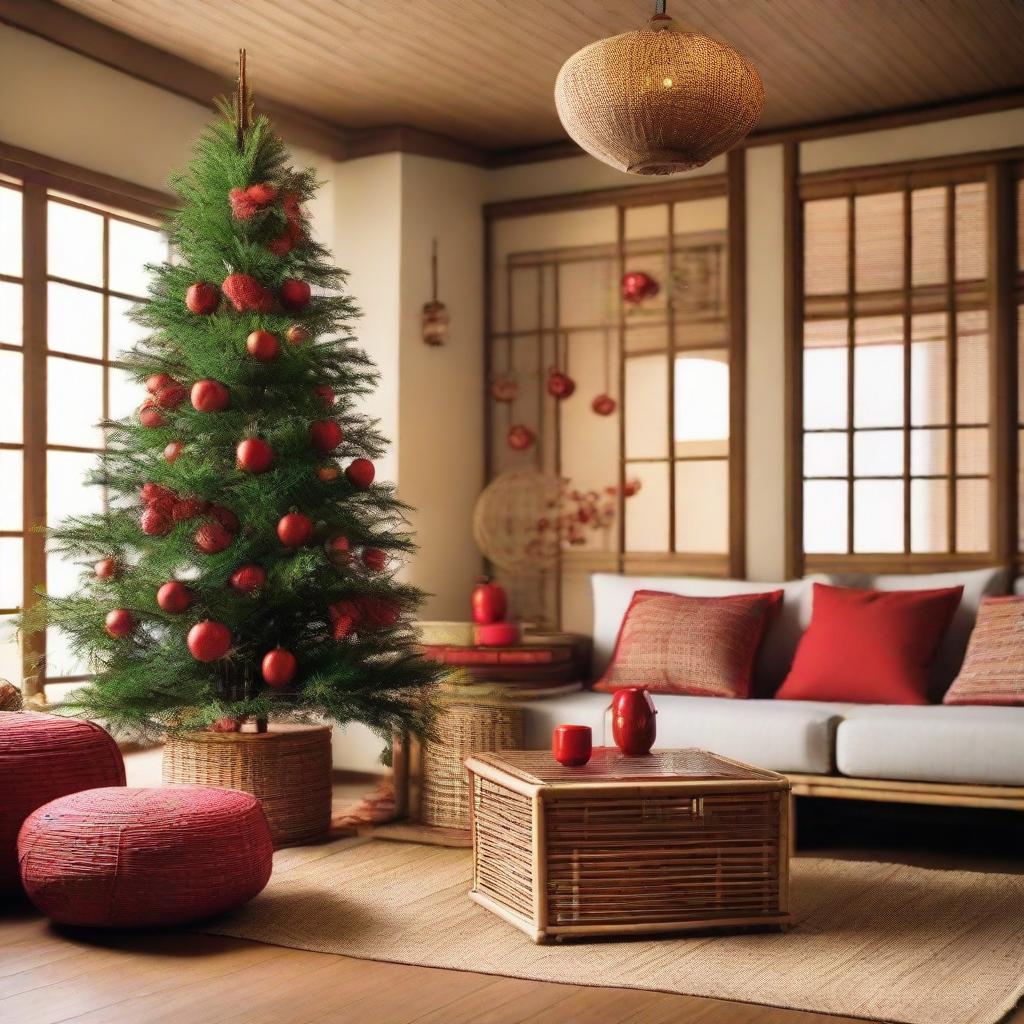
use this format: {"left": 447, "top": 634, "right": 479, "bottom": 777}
{"left": 155, "top": 382, "right": 188, "bottom": 409}
{"left": 222, "top": 272, "right": 275, "bottom": 313}
{"left": 310, "top": 420, "right": 343, "bottom": 453}
{"left": 190, "top": 379, "right": 230, "bottom": 412}
{"left": 186, "top": 282, "right": 219, "bottom": 315}
{"left": 261, "top": 647, "right": 296, "bottom": 688}
{"left": 279, "top": 278, "right": 311, "bottom": 311}
{"left": 329, "top": 599, "right": 360, "bottom": 641}
{"left": 547, "top": 369, "right": 576, "bottom": 399}
{"left": 94, "top": 558, "right": 117, "bottom": 581}
{"left": 138, "top": 400, "right": 165, "bottom": 429}
{"left": 140, "top": 482, "right": 172, "bottom": 505}
{"left": 286, "top": 324, "right": 308, "bottom": 345}
{"left": 489, "top": 376, "right": 518, "bottom": 403}
{"left": 326, "top": 535, "right": 351, "bottom": 565}
{"left": 621, "top": 270, "right": 659, "bottom": 305}
{"left": 157, "top": 581, "right": 193, "bottom": 614}
{"left": 246, "top": 330, "right": 280, "bottom": 362}
{"left": 277, "top": 512, "right": 314, "bottom": 548}
{"left": 195, "top": 521, "right": 234, "bottom": 554}
{"left": 230, "top": 563, "right": 266, "bottom": 594}
{"left": 592, "top": 393, "right": 617, "bottom": 416}
{"left": 187, "top": 619, "right": 232, "bottom": 662}
{"left": 345, "top": 458, "right": 375, "bottom": 490}
{"left": 164, "top": 441, "right": 183, "bottom": 464}
{"left": 208, "top": 505, "right": 240, "bottom": 532}
{"left": 146, "top": 372, "right": 174, "bottom": 395}
{"left": 104, "top": 608, "right": 135, "bottom": 638}
{"left": 316, "top": 463, "right": 340, "bottom": 482}
{"left": 314, "top": 384, "right": 335, "bottom": 407}
{"left": 228, "top": 182, "right": 278, "bottom": 220}
{"left": 236, "top": 437, "right": 273, "bottom": 473}
{"left": 507, "top": 424, "right": 535, "bottom": 451}
{"left": 360, "top": 596, "right": 401, "bottom": 629}
{"left": 361, "top": 547, "right": 387, "bottom": 572}
{"left": 171, "top": 496, "right": 205, "bottom": 522}
{"left": 140, "top": 506, "right": 172, "bottom": 536}
{"left": 268, "top": 233, "right": 294, "bottom": 257}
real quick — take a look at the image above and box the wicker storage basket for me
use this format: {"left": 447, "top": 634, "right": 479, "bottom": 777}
{"left": 163, "top": 724, "right": 332, "bottom": 848}
{"left": 466, "top": 747, "right": 791, "bottom": 943}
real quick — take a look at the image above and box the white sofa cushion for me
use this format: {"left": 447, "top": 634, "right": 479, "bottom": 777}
{"left": 831, "top": 566, "right": 1009, "bottom": 698}
{"left": 591, "top": 573, "right": 828, "bottom": 693}
{"left": 509, "top": 691, "right": 845, "bottom": 774}
{"left": 835, "top": 704, "right": 1024, "bottom": 786}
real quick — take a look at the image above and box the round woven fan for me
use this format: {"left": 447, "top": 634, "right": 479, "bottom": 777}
{"left": 473, "top": 471, "right": 563, "bottom": 573}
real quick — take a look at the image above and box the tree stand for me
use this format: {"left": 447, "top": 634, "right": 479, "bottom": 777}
{"left": 162, "top": 724, "right": 332, "bottom": 848}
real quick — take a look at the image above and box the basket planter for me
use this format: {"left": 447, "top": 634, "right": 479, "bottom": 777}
{"left": 162, "top": 723, "right": 332, "bottom": 848}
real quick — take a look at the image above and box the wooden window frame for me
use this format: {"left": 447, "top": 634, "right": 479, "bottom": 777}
{"left": 786, "top": 145, "right": 1023, "bottom": 577}
{"left": 0, "top": 145, "right": 170, "bottom": 698}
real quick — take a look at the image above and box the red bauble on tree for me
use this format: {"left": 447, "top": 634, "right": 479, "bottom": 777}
{"left": 246, "top": 330, "right": 280, "bottom": 362}
{"left": 326, "top": 535, "right": 351, "bottom": 565}
{"left": 230, "top": 564, "right": 266, "bottom": 594}
{"left": 286, "top": 325, "right": 308, "bottom": 345}
{"left": 94, "top": 557, "right": 117, "bottom": 581}
{"left": 140, "top": 482, "right": 172, "bottom": 505}
{"left": 155, "top": 382, "right": 188, "bottom": 409}
{"left": 191, "top": 379, "right": 230, "bottom": 413}
{"left": 507, "top": 424, "right": 535, "bottom": 451}
{"left": 164, "top": 441, "right": 183, "bottom": 464}
{"left": 172, "top": 496, "right": 205, "bottom": 522}
{"left": 278, "top": 512, "right": 314, "bottom": 548}
{"left": 209, "top": 505, "right": 239, "bottom": 532}
{"left": 146, "top": 373, "right": 174, "bottom": 395}
{"left": 592, "top": 393, "right": 617, "bottom": 416}
{"left": 261, "top": 647, "right": 296, "bottom": 688}
{"left": 361, "top": 596, "right": 401, "bottom": 629}
{"left": 310, "top": 420, "right": 343, "bottom": 453}
{"left": 314, "top": 384, "right": 335, "bottom": 407}
{"left": 186, "top": 282, "right": 219, "bottom": 315}
{"left": 222, "top": 272, "right": 275, "bottom": 313}
{"left": 317, "top": 463, "right": 340, "bottom": 482}
{"left": 279, "top": 279, "right": 311, "bottom": 311}
{"left": 621, "top": 271, "right": 659, "bottom": 305}
{"left": 345, "top": 458, "right": 375, "bottom": 489}
{"left": 362, "top": 547, "right": 387, "bottom": 572}
{"left": 229, "top": 182, "right": 277, "bottom": 220}
{"left": 236, "top": 437, "right": 273, "bottom": 473}
{"left": 157, "top": 581, "right": 193, "bottom": 614}
{"left": 138, "top": 400, "right": 165, "bottom": 429}
{"left": 187, "top": 620, "right": 232, "bottom": 662}
{"left": 140, "top": 506, "right": 172, "bottom": 536}
{"left": 195, "top": 521, "right": 233, "bottom": 554}
{"left": 329, "top": 599, "right": 360, "bottom": 641}
{"left": 547, "top": 369, "right": 576, "bottom": 399}
{"left": 105, "top": 608, "right": 136, "bottom": 638}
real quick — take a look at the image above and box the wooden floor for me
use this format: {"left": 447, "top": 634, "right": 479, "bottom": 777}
{"left": 3, "top": 752, "right": 1023, "bottom": 1024}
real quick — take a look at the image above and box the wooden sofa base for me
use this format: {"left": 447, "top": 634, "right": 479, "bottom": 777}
{"left": 786, "top": 773, "right": 1024, "bottom": 812}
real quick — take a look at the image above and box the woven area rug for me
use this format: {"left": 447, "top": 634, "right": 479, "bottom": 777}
{"left": 203, "top": 838, "right": 1024, "bottom": 1024}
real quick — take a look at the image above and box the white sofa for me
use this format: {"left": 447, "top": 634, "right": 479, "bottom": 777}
{"left": 510, "top": 566, "right": 1024, "bottom": 805}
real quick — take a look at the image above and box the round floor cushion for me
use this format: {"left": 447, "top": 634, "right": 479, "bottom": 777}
{"left": 18, "top": 786, "right": 274, "bottom": 927}
{"left": 0, "top": 711, "right": 125, "bottom": 891}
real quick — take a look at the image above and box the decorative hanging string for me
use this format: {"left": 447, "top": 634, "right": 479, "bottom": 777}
{"left": 430, "top": 238, "right": 439, "bottom": 301}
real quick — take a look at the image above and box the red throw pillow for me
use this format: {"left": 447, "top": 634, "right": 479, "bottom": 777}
{"left": 594, "top": 589, "right": 783, "bottom": 699}
{"left": 943, "top": 596, "right": 1024, "bottom": 706}
{"left": 775, "top": 583, "right": 963, "bottom": 705}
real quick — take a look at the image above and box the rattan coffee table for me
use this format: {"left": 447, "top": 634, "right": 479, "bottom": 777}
{"left": 466, "top": 747, "right": 792, "bottom": 943}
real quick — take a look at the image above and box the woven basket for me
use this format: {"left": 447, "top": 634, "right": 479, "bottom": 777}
{"left": 162, "top": 724, "right": 332, "bottom": 848}
{"left": 419, "top": 702, "right": 524, "bottom": 830}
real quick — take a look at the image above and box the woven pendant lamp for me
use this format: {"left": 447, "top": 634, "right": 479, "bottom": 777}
{"left": 554, "top": 1, "right": 764, "bottom": 175}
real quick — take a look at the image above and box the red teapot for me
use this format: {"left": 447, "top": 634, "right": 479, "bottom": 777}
{"left": 611, "top": 687, "right": 657, "bottom": 756}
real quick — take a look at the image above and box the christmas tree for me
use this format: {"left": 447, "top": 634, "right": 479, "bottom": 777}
{"left": 33, "top": 62, "right": 438, "bottom": 743}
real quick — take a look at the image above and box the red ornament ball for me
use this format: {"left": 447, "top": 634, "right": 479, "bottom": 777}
{"left": 507, "top": 424, "right": 535, "bottom": 451}
{"left": 277, "top": 512, "right": 314, "bottom": 548}
{"left": 209, "top": 505, "right": 239, "bottom": 532}
{"left": 246, "top": 330, "right": 280, "bottom": 362}
{"left": 172, "top": 496, "right": 205, "bottom": 522}
{"left": 94, "top": 558, "right": 117, "bottom": 581}
{"left": 156, "top": 581, "right": 193, "bottom": 614}
{"left": 146, "top": 373, "right": 174, "bottom": 395}
{"left": 310, "top": 420, "right": 343, "bottom": 453}
{"left": 186, "top": 282, "right": 219, "bottom": 315}
{"left": 361, "top": 596, "right": 401, "bottom": 629}
{"left": 621, "top": 271, "right": 659, "bottom": 305}
{"left": 187, "top": 619, "right": 232, "bottom": 662}
{"left": 191, "top": 379, "right": 230, "bottom": 413}
{"left": 140, "top": 506, "right": 172, "bottom": 536}
{"left": 592, "top": 393, "right": 617, "bottom": 416}
{"left": 362, "top": 547, "right": 387, "bottom": 572}
{"left": 279, "top": 279, "right": 311, "bottom": 311}
{"left": 229, "top": 183, "right": 278, "bottom": 220}
{"left": 164, "top": 441, "right": 183, "bottom": 464}
{"left": 222, "top": 272, "right": 275, "bottom": 313}
{"left": 104, "top": 608, "right": 135, "bottom": 639}
{"left": 140, "top": 481, "right": 172, "bottom": 505}
{"left": 317, "top": 464, "right": 340, "bottom": 482}
{"left": 345, "top": 458, "right": 375, "bottom": 489}
{"left": 156, "top": 382, "right": 188, "bottom": 409}
{"left": 236, "top": 437, "right": 273, "bottom": 473}
{"left": 326, "top": 535, "right": 351, "bottom": 565}
{"left": 195, "top": 522, "right": 233, "bottom": 554}
{"left": 286, "top": 325, "right": 309, "bottom": 345}
{"left": 261, "top": 647, "right": 296, "bottom": 688}
{"left": 138, "top": 401, "right": 165, "bottom": 429}
{"left": 314, "top": 384, "right": 335, "bottom": 407}
{"left": 547, "top": 369, "right": 576, "bottom": 399}
{"left": 230, "top": 564, "right": 266, "bottom": 594}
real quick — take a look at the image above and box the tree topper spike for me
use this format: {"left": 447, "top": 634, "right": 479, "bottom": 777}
{"left": 236, "top": 48, "right": 252, "bottom": 150}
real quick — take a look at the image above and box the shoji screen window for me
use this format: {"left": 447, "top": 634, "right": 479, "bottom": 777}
{"left": 801, "top": 174, "right": 993, "bottom": 568}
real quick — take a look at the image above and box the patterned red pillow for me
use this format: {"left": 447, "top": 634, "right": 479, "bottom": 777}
{"left": 593, "top": 589, "right": 784, "bottom": 698}
{"left": 944, "top": 596, "right": 1024, "bottom": 705}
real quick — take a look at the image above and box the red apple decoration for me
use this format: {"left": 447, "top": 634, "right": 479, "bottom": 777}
{"left": 362, "top": 547, "right": 387, "bottom": 572}
{"left": 314, "top": 384, "right": 335, "bottom": 407}
{"left": 345, "top": 458, "right": 375, "bottom": 489}
{"left": 471, "top": 576, "right": 508, "bottom": 625}
{"left": 157, "top": 581, "right": 193, "bottom": 614}
{"left": 278, "top": 512, "right": 314, "bottom": 548}
{"left": 140, "top": 507, "right": 172, "bottom": 536}
{"left": 222, "top": 272, "right": 275, "bottom": 313}
{"left": 236, "top": 437, "right": 273, "bottom": 473}
{"left": 94, "top": 557, "right": 117, "bottom": 581}
{"left": 146, "top": 373, "right": 174, "bottom": 395}
{"left": 185, "top": 282, "right": 219, "bottom": 315}
{"left": 279, "top": 278, "right": 311, "bottom": 311}
{"left": 138, "top": 401, "right": 165, "bottom": 428}
{"left": 104, "top": 608, "right": 135, "bottom": 638}
{"left": 310, "top": 420, "right": 343, "bottom": 453}
{"left": 229, "top": 183, "right": 277, "bottom": 220}
{"left": 621, "top": 271, "right": 659, "bottom": 305}
{"left": 547, "top": 369, "right": 576, "bottom": 399}
{"left": 326, "top": 535, "right": 351, "bottom": 565}
{"left": 191, "top": 379, "right": 230, "bottom": 413}
{"left": 195, "top": 521, "right": 233, "bottom": 554}
{"left": 230, "top": 564, "right": 266, "bottom": 594}
{"left": 187, "top": 619, "right": 232, "bottom": 662}
{"left": 246, "top": 330, "right": 280, "bottom": 362}
{"left": 209, "top": 505, "right": 239, "bottom": 532}
{"left": 592, "top": 393, "right": 617, "bottom": 416}
{"left": 286, "top": 325, "right": 308, "bottom": 345}
{"left": 164, "top": 441, "right": 183, "bottom": 463}
{"left": 507, "top": 424, "right": 535, "bottom": 451}
{"left": 261, "top": 647, "right": 296, "bottom": 688}
{"left": 140, "top": 482, "right": 172, "bottom": 505}
{"left": 172, "top": 496, "right": 205, "bottom": 522}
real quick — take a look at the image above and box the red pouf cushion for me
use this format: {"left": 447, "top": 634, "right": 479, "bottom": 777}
{"left": 18, "top": 786, "right": 273, "bottom": 927}
{"left": 0, "top": 711, "right": 125, "bottom": 892}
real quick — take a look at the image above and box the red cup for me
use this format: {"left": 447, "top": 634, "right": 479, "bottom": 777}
{"left": 552, "top": 724, "right": 592, "bottom": 767}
